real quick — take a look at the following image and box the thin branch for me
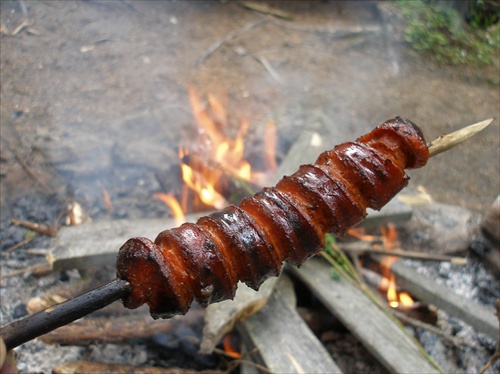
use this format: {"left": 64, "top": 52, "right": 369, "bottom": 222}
{"left": 339, "top": 241, "right": 467, "bottom": 264}
{"left": 252, "top": 55, "right": 284, "bottom": 84}
{"left": 197, "top": 18, "right": 267, "bottom": 67}
{"left": 0, "top": 136, "right": 55, "bottom": 195}
{"left": 391, "top": 309, "right": 464, "bottom": 348}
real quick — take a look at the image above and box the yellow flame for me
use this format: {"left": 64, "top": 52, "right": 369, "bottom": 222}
{"left": 399, "top": 292, "right": 415, "bottom": 308}
{"left": 387, "top": 274, "right": 399, "bottom": 308}
{"left": 153, "top": 193, "right": 185, "bottom": 226}
{"left": 181, "top": 164, "right": 228, "bottom": 210}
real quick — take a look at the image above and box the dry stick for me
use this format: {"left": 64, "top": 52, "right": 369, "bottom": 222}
{"left": 5, "top": 235, "right": 36, "bottom": 253}
{"left": 0, "top": 118, "right": 493, "bottom": 351}
{"left": 391, "top": 309, "right": 465, "bottom": 348}
{"left": 5, "top": 143, "right": 55, "bottom": 195}
{"left": 339, "top": 242, "right": 468, "bottom": 264}
{"left": 0, "top": 279, "right": 131, "bottom": 350}
{"left": 10, "top": 218, "right": 57, "bottom": 237}
{"left": 196, "top": 18, "right": 267, "bottom": 67}
{"left": 252, "top": 55, "right": 284, "bottom": 84}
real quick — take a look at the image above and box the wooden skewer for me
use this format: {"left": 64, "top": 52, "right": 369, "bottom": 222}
{"left": 0, "top": 118, "right": 493, "bottom": 351}
{"left": 0, "top": 279, "right": 131, "bottom": 350}
{"left": 427, "top": 118, "right": 493, "bottom": 157}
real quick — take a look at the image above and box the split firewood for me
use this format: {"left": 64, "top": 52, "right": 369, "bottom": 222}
{"left": 199, "top": 278, "right": 277, "bottom": 354}
{"left": 378, "top": 258, "right": 499, "bottom": 341}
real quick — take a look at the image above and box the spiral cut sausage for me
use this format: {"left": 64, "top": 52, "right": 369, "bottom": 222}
{"left": 116, "top": 117, "right": 429, "bottom": 318}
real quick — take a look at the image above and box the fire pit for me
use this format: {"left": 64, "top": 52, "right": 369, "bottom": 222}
{"left": 1, "top": 1, "right": 499, "bottom": 373}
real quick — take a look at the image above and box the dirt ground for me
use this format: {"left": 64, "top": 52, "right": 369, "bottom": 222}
{"left": 0, "top": 0, "right": 499, "bottom": 219}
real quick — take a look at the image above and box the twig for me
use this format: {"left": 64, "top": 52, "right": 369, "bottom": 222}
{"left": 480, "top": 298, "right": 500, "bottom": 374}
{"left": 238, "top": 1, "right": 294, "bottom": 20}
{"left": 428, "top": 118, "right": 494, "bottom": 157}
{"left": 3, "top": 141, "right": 55, "bottom": 195}
{"left": 5, "top": 234, "right": 36, "bottom": 253}
{"left": 11, "top": 19, "right": 29, "bottom": 36}
{"left": 339, "top": 241, "right": 467, "bottom": 264}
{"left": 252, "top": 55, "right": 284, "bottom": 84}
{"left": 0, "top": 262, "right": 53, "bottom": 279}
{"left": 391, "top": 309, "right": 465, "bottom": 348}
{"left": 0, "top": 279, "right": 131, "bottom": 350}
{"left": 11, "top": 218, "right": 57, "bottom": 237}
{"left": 197, "top": 18, "right": 267, "bottom": 67}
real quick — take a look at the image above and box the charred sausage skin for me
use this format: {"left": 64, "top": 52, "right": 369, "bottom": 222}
{"left": 116, "top": 117, "right": 429, "bottom": 318}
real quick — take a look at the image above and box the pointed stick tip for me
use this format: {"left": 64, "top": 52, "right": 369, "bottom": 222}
{"left": 428, "top": 118, "right": 495, "bottom": 158}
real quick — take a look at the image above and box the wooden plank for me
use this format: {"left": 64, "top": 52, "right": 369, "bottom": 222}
{"left": 50, "top": 213, "right": 211, "bottom": 272}
{"left": 239, "top": 274, "right": 343, "bottom": 374}
{"left": 199, "top": 278, "right": 278, "bottom": 354}
{"left": 288, "top": 259, "right": 441, "bottom": 374}
{"left": 388, "top": 259, "right": 499, "bottom": 341}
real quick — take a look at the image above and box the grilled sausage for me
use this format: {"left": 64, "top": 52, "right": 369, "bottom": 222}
{"left": 116, "top": 117, "right": 429, "bottom": 318}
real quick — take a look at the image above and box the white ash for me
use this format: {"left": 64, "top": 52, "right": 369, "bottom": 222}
{"left": 402, "top": 258, "right": 499, "bottom": 307}
{"left": 14, "top": 340, "right": 84, "bottom": 374}
{"left": 86, "top": 343, "right": 149, "bottom": 366}
{"left": 402, "top": 258, "right": 499, "bottom": 373}
{"left": 417, "top": 309, "right": 499, "bottom": 373}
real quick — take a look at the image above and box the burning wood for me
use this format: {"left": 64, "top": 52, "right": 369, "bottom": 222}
{"left": 154, "top": 89, "right": 276, "bottom": 216}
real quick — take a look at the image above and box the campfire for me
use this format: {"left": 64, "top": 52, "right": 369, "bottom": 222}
{"left": 0, "top": 93, "right": 498, "bottom": 374}
{"left": 154, "top": 87, "right": 277, "bottom": 218}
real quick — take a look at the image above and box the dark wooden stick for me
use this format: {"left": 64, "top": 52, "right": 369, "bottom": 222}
{"left": 0, "top": 278, "right": 131, "bottom": 350}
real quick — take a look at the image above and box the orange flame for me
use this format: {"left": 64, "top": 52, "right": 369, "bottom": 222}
{"left": 379, "top": 224, "right": 415, "bottom": 309}
{"left": 153, "top": 193, "right": 185, "bottom": 226}
{"left": 180, "top": 163, "right": 228, "bottom": 210}
{"left": 222, "top": 334, "right": 242, "bottom": 359}
{"left": 188, "top": 87, "right": 253, "bottom": 182}
{"left": 348, "top": 227, "right": 377, "bottom": 242}
{"left": 156, "top": 88, "right": 278, "bottom": 216}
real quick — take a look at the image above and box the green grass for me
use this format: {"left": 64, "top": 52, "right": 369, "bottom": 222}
{"left": 396, "top": 0, "right": 499, "bottom": 67}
